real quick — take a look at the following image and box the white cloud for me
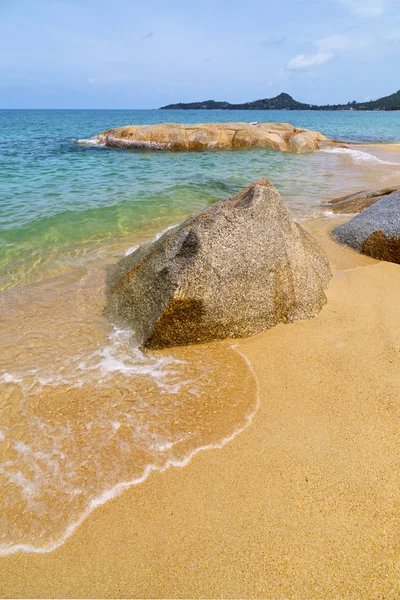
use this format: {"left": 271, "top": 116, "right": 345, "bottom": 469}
{"left": 285, "top": 32, "right": 373, "bottom": 73}
{"left": 338, "top": 0, "right": 385, "bottom": 17}
{"left": 285, "top": 52, "right": 334, "bottom": 71}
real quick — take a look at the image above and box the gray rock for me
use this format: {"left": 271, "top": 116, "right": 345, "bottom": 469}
{"left": 106, "top": 179, "right": 331, "bottom": 349}
{"left": 332, "top": 191, "right": 400, "bottom": 263}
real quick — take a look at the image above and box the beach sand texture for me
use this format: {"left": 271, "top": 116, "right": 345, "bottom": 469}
{"left": 1, "top": 219, "right": 399, "bottom": 599}
{"left": 368, "top": 143, "right": 400, "bottom": 153}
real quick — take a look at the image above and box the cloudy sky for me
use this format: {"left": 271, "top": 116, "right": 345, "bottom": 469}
{"left": 0, "top": 0, "right": 399, "bottom": 108}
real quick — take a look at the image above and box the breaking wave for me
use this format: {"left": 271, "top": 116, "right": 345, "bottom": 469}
{"left": 0, "top": 271, "right": 259, "bottom": 556}
{"left": 321, "top": 146, "right": 400, "bottom": 166}
{"left": 76, "top": 136, "right": 105, "bottom": 147}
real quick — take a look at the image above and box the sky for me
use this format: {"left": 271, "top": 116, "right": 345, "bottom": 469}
{"left": 0, "top": 0, "right": 399, "bottom": 108}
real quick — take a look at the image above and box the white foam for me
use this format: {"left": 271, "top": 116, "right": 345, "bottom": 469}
{"left": 1, "top": 372, "right": 22, "bottom": 384}
{"left": 154, "top": 223, "right": 178, "bottom": 241}
{"left": 0, "top": 326, "right": 185, "bottom": 395}
{"left": 124, "top": 245, "right": 139, "bottom": 256}
{"left": 76, "top": 136, "right": 105, "bottom": 147}
{"left": 81, "top": 326, "right": 186, "bottom": 392}
{"left": 0, "top": 344, "right": 260, "bottom": 557}
{"left": 321, "top": 147, "right": 399, "bottom": 166}
{"left": 123, "top": 224, "right": 178, "bottom": 260}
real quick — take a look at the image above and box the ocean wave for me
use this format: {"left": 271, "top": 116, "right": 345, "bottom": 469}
{"left": 123, "top": 224, "right": 179, "bottom": 257}
{"left": 321, "top": 147, "right": 400, "bottom": 166}
{"left": 0, "top": 345, "right": 259, "bottom": 557}
{"left": 0, "top": 308, "right": 259, "bottom": 556}
{"left": 124, "top": 245, "right": 139, "bottom": 256}
{"left": 154, "top": 223, "right": 179, "bottom": 240}
{"left": 0, "top": 325, "right": 185, "bottom": 395}
{"left": 76, "top": 136, "right": 105, "bottom": 147}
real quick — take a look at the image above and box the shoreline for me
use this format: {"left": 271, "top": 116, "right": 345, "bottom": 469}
{"left": 365, "top": 142, "right": 400, "bottom": 153}
{"left": 1, "top": 215, "right": 400, "bottom": 598}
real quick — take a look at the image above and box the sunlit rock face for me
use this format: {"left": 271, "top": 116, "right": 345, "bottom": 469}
{"left": 106, "top": 179, "right": 332, "bottom": 349}
{"left": 85, "top": 122, "right": 330, "bottom": 153}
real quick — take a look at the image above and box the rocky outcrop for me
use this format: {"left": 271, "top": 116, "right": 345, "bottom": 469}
{"left": 82, "top": 122, "right": 331, "bottom": 153}
{"left": 327, "top": 186, "right": 400, "bottom": 214}
{"left": 106, "top": 179, "right": 331, "bottom": 349}
{"left": 332, "top": 190, "right": 400, "bottom": 264}
{"left": 289, "top": 132, "right": 316, "bottom": 153}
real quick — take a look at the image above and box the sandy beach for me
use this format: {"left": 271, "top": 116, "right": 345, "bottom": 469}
{"left": 3, "top": 0, "right": 400, "bottom": 593}
{"left": 1, "top": 213, "right": 399, "bottom": 599}
{"left": 367, "top": 143, "right": 400, "bottom": 153}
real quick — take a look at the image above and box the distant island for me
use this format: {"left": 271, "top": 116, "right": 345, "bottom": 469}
{"left": 160, "top": 90, "right": 400, "bottom": 111}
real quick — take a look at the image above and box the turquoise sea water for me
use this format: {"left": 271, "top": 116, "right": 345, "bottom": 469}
{"left": 1, "top": 109, "right": 400, "bottom": 289}
{"left": 1, "top": 109, "right": 400, "bottom": 555}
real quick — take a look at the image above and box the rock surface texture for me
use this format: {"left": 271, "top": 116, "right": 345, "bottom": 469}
{"left": 332, "top": 190, "right": 400, "bottom": 264}
{"left": 106, "top": 179, "right": 332, "bottom": 349}
{"left": 85, "top": 122, "right": 330, "bottom": 153}
{"left": 327, "top": 186, "right": 400, "bottom": 214}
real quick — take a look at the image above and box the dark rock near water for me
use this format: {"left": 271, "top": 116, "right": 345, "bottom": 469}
{"left": 106, "top": 179, "right": 331, "bottom": 349}
{"left": 332, "top": 191, "right": 400, "bottom": 264}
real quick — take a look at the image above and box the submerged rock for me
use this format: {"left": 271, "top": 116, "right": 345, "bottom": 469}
{"left": 332, "top": 190, "right": 400, "bottom": 264}
{"left": 327, "top": 186, "right": 400, "bottom": 214}
{"left": 106, "top": 179, "right": 331, "bottom": 349}
{"left": 83, "top": 122, "right": 331, "bottom": 153}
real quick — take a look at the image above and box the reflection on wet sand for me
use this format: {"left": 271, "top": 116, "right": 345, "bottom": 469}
{"left": 0, "top": 266, "right": 258, "bottom": 554}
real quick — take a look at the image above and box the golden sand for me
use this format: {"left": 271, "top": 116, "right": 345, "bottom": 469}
{"left": 1, "top": 216, "right": 399, "bottom": 599}
{"left": 366, "top": 143, "right": 400, "bottom": 153}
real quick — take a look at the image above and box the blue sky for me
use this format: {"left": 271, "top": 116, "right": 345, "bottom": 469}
{"left": 0, "top": 0, "right": 399, "bottom": 108}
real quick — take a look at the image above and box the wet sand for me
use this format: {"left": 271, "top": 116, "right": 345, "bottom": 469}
{"left": 1, "top": 217, "right": 399, "bottom": 599}
{"left": 367, "top": 143, "right": 400, "bottom": 153}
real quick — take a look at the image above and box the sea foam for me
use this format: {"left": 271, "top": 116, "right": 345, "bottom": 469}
{"left": 123, "top": 223, "right": 179, "bottom": 257}
{"left": 321, "top": 146, "right": 400, "bottom": 166}
{"left": 0, "top": 315, "right": 259, "bottom": 557}
{"left": 0, "top": 356, "right": 258, "bottom": 558}
{"left": 76, "top": 136, "right": 105, "bottom": 147}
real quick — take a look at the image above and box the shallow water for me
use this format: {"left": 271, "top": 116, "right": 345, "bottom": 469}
{"left": 0, "top": 109, "right": 399, "bottom": 554}
{"left": 2, "top": 109, "right": 400, "bottom": 290}
{"left": 0, "top": 267, "right": 258, "bottom": 554}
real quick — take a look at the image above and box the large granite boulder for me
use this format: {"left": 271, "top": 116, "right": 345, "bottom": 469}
{"left": 82, "top": 122, "right": 331, "bottom": 153}
{"left": 332, "top": 190, "right": 400, "bottom": 263}
{"left": 289, "top": 132, "right": 316, "bottom": 153}
{"left": 106, "top": 179, "right": 331, "bottom": 349}
{"left": 327, "top": 186, "right": 400, "bottom": 214}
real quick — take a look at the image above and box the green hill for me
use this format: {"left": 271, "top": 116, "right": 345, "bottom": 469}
{"left": 160, "top": 90, "right": 400, "bottom": 111}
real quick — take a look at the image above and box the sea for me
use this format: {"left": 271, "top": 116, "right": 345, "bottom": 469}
{"left": 1, "top": 109, "right": 399, "bottom": 555}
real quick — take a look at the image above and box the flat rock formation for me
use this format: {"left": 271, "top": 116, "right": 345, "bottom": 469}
{"left": 327, "top": 185, "right": 400, "bottom": 214}
{"left": 332, "top": 190, "right": 400, "bottom": 263}
{"left": 106, "top": 179, "right": 331, "bottom": 349}
{"left": 84, "top": 122, "right": 331, "bottom": 153}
